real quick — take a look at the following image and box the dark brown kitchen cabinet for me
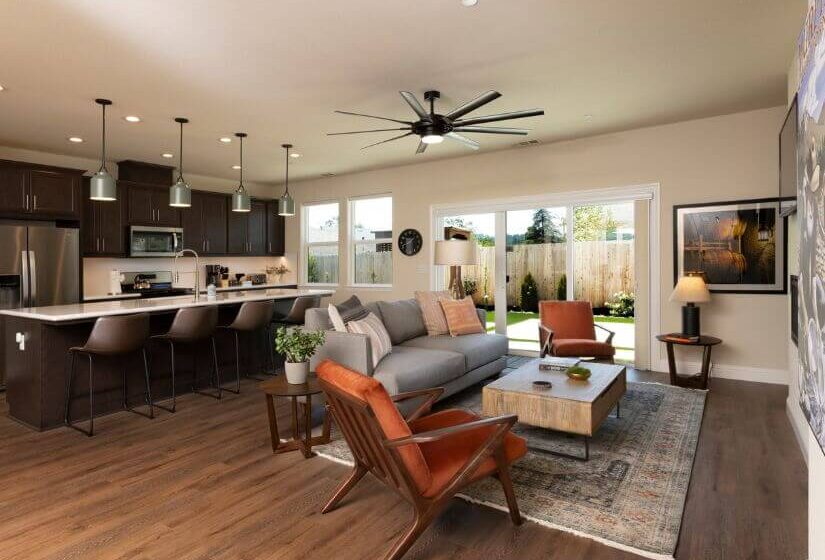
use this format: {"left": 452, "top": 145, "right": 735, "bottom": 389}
{"left": 83, "top": 180, "right": 126, "bottom": 256}
{"left": 125, "top": 182, "right": 180, "bottom": 227}
{"left": 181, "top": 191, "right": 227, "bottom": 254}
{"left": 0, "top": 160, "right": 82, "bottom": 220}
{"left": 228, "top": 200, "right": 267, "bottom": 255}
{"left": 266, "top": 201, "right": 285, "bottom": 256}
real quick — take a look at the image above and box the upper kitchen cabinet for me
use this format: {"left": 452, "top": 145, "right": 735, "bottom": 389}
{"left": 0, "top": 160, "right": 82, "bottom": 220}
{"left": 266, "top": 201, "right": 285, "bottom": 256}
{"left": 181, "top": 191, "right": 227, "bottom": 254}
{"left": 125, "top": 182, "right": 180, "bottom": 227}
{"left": 228, "top": 200, "right": 267, "bottom": 255}
{"left": 82, "top": 179, "right": 126, "bottom": 256}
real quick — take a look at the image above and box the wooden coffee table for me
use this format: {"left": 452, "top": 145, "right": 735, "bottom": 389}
{"left": 482, "top": 360, "right": 626, "bottom": 460}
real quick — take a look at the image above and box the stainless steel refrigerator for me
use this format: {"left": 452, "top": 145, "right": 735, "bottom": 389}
{"left": 0, "top": 223, "right": 80, "bottom": 387}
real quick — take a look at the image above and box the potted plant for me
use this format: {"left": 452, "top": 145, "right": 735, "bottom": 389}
{"left": 266, "top": 263, "right": 291, "bottom": 284}
{"left": 275, "top": 326, "right": 326, "bottom": 384}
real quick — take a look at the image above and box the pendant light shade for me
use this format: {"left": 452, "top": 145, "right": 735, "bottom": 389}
{"left": 232, "top": 132, "right": 251, "bottom": 212}
{"left": 278, "top": 143, "right": 295, "bottom": 217}
{"left": 169, "top": 117, "right": 191, "bottom": 207}
{"left": 89, "top": 98, "right": 117, "bottom": 201}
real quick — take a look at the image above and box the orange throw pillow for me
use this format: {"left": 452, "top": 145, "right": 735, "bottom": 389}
{"left": 439, "top": 297, "right": 484, "bottom": 337}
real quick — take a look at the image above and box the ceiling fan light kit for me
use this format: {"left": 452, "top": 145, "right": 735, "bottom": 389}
{"left": 231, "top": 132, "right": 251, "bottom": 212}
{"left": 169, "top": 117, "right": 192, "bottom": 207}
{"left": 330, "top": 89, "right": 543, "bottom": 154}
{"left": 89, "top": 98, "right": 117, "bottom": 201}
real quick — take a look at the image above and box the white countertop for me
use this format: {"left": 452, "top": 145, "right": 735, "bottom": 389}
{"left": 202, "top": 282, "right": 297, "bottom": 293}
{"left": 0, "top": 288, "right": 334, "bottom": 323}
{"left": 83, "top": 293, "right": 143, "bottom": 302}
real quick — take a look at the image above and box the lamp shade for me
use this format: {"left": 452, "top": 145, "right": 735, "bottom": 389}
{"left": 169, "top": 177, "right": 191, "bottom": 207}
{"left": 434, "top": 239, "right": 477, "bottom": 265}
{"left": 278, "top": 193, "right": 295, "bottom": 216}
{"left": 670, "top": 275, "right": 711, "bottom": 303}
{"left": 232, "top": 188, "right": 251, "bottom": 212}
{"left": 89, "top": 169, "right": 117, "bottom": 201}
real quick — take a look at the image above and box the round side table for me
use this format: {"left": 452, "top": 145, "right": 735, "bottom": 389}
{"left": 656, "top": 334, "right": 722, "bottom": 390}
{"left": 259, "top": 374, "right": 330, "bottom": 458}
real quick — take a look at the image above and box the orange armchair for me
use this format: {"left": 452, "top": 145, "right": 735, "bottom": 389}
{"left": 538, "top": 300, "right": 616, "bottom": 363}
{"left": 317, "top": 359, "right": 526, "bottom": 560}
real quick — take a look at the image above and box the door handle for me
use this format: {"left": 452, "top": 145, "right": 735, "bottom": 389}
{"left": 29, "top": 251, "right": 37, "bottom": 306}
{"left": 20, "top": 251, "right": 29, "bottom": 307}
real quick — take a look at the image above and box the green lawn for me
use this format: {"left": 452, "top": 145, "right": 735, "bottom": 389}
{"left": 484, "top": 310, "right": 634, "bottom": 326}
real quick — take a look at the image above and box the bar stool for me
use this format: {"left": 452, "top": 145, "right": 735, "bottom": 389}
{"left": 151, "top": 305, "right": 221, "bottom": 412}
{"left": 268, "top": 295, "right": 322, "bottom": 372}
{"left": 64, "top": 313, "right": 154, "bottom": 437}
{"left": 217, "top": 300, "right": 275, "bottom": 392}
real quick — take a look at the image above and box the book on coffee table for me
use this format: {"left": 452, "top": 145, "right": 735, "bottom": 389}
{"left": 539, "top": 357, "right": 580, "bottom": 371}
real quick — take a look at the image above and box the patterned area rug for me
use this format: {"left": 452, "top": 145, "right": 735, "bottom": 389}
{"left": 315, "top": 362, "right": 706, "bottom": 560}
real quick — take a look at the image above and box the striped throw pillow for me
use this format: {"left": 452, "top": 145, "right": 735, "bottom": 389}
{"left": 440, "top": 297, "right": 484, "bottom": 336}
{"left": 346, "top": 312, "right": 392, "bottom": 367}
{"left": 415, "top": 290, "right": 452, "bottom": 336}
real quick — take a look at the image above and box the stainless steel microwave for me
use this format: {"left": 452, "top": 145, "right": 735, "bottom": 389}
{"left": 129, "top": 226, "right": 183, "bottom": 257}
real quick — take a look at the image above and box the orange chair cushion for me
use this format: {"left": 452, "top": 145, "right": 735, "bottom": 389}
{"left": 316, "top": 360, "right": 432, "bottom": 493}
{"left": 552, "top": 338, "right": 616, "bottom": 357}
{"left": 408, "top": 409, "right": 527, "bottom": 498}
{"left": 539, "top": 301, "right": 596, "bottom": 340}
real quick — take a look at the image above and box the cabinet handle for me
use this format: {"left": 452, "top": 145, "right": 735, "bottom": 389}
{"left": 96, "top": 237, "right": 100, "bottom": 252}
{"left": 32, "top": 195, "right": 37, "bottom": 210}
{"left": 207, "top": 239, "right": 210, "bottom": 252}
{"left": 25, "top": 194, "right": 29, "bottom": 211}
{"left": 268, "top": 242, "right": 272, "bottom": 253}
{"left": 102, "top": 238, "right": 105, "bottom": 252}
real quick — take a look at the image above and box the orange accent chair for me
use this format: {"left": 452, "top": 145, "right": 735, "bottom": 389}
{"left": 316, "top": 359, "right": 526, "bottom": 560}
{"left": 538, "top": 300, "right": 616, "bottom": 363}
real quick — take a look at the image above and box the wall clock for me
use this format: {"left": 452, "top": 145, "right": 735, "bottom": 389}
{"left": 397, "top": 229, "right": 423, "bottom": 256}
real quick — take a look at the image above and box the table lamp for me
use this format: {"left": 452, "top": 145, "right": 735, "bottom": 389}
{"left": 670, "top": 272, "right": 711, "bottom": 336}
{"left": 434, "top": 239, "right": 477, "bottom": 299}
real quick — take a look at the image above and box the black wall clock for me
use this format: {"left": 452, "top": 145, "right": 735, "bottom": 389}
{"left": 397, "top": 229, "right": 423, "bottom": 256}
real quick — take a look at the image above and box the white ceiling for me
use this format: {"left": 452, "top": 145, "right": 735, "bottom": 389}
{"left": 0, "top": 0, "right": 805, "bottom": 186}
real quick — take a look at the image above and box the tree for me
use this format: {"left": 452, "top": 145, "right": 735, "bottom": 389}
{"left": 520, "top": 273, "right": 539, "bottom": 312}
{"left": 573, "top": 206, "right": 618, "bottom": 241}
{"left": 524, "top": 209, "right": 564, "bottom": 244}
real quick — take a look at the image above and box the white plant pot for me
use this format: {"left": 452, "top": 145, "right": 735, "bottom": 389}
{"left": 285, "top": 361, "right": 310, "bottom": 385}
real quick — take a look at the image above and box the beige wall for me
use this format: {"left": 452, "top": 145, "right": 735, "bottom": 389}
{"left": 287, "top": 106, "right": 788, "bottom": 379}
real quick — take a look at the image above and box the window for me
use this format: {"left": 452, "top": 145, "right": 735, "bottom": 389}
{"left": 303, "top": 202, "right": 339, "bottom": 285}
{"left": 350, "top": 196, "right": 392, "bottom": 286}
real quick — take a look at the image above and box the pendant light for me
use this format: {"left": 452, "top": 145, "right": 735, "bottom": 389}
{"left": 169, "top": 117, "right": 191, "bottom": 207}
{"left": 89, "top": 98, "right": 117, "bottom": 201}
{"left": 231, "top": 132, "right": 251, "bottom": 212}
{"left": 278, "top": 143, "right": 295, "bottom": 217}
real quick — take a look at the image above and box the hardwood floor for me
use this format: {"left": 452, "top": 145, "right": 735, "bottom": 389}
{"left": 0, "top": 370, "right": 807, "bottom": 560}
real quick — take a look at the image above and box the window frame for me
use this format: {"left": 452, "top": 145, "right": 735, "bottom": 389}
{"left": 301, "top": 200, "right": 341, "bottom": 287}
{"left": 348, "top": 194, "right": 393, "bottom": 289}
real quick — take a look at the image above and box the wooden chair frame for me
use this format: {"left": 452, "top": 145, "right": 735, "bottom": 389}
{"left": 539, "top": 323, "right": 615, "bottom": 363}
{"left": 318, "top": 382, "right": 523, "bottom": 560}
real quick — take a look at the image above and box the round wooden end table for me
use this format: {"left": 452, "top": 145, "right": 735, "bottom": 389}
{"left": 656, "top": 334, "right": 722, "bottom": 390}
{"left": 259, "top": 374, "right": 330, "bottom": 458}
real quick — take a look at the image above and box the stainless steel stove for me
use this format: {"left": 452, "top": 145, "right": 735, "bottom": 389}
{"left": 120, "top": 271, "right": 193, "bottom": 298}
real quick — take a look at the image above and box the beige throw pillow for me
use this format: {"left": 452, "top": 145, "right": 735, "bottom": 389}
{"left": 346, "top": 312, "right": 392, "bottom": 367}
{"left": 415, "top": 290, "right": 452, "bottom": 336}
{"left": 440, "top": 297, "right": 485, "bottom": 337}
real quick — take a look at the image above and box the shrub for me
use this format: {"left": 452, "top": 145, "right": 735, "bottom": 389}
{"left": 606, "top": 291, "right": 635, "bottom": 317}
{"left": 275, "top": 327, "right": 326, "bottom": 363}
{"left": 520, "top": 273, "right": 539, "bottom": 312}
{"left": 556, "top": 274, "right": 567, "bottom": 301}
{"left": 463, "top": 277, "right": 478, "bottom": 298}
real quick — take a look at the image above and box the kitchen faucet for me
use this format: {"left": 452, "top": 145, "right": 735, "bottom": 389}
{"left": 174, "top": 249, "right": 200, "bottom": 301}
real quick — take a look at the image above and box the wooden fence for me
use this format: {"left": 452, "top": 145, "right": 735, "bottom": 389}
{"left": 309, "top": 251, "right": 393, "bottom": 285}
{"left": 462, "top": 241, "right": 634, "bottom": 308}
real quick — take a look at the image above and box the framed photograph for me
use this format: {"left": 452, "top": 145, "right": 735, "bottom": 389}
{"left": 673, "top": 198, "right": 787, "bottom": 294}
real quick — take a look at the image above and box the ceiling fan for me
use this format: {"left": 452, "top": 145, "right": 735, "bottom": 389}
{"left": 329, "top": 90, "right": 544, "bottom": 154}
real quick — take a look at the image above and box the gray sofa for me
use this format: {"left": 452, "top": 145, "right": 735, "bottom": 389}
{"left": 306, "top": 299, "right": 508, "bottom": 405}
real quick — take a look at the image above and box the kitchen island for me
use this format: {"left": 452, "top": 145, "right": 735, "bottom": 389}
{"left": 0, "top": 288, "right": 333, "bottom": 431}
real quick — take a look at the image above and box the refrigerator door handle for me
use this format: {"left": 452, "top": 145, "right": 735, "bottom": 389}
{"left": 21, "top": 251, "right": 30, "bottom": 307}
{"left": 29, "top": 251, "right": 37, "bottom": 306}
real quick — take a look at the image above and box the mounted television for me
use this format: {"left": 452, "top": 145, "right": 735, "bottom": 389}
{"left": 779, "top": 94, "right": 798, "bottom": 217}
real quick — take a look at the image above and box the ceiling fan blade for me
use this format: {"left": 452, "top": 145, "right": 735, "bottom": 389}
{"left": 452, "top": 126, "right": 530, "bottom": 135}
{"left": 444, "top": 132, "right": 480, "bottom": 150}
{"left": 334, "top": 110, "right": 412, "bottom": 125}
{"left": 453, "top": 109, "right": 544, "bottom": 127}
{"left": 416, "top": 141, "right": 427, "bottom": 154}
{"left": 399, "top": 91, "right": 431, "bottom": 121}
{"left": 361, "top": 132, "right": 414, "bottom": 149}
{"left": 445, "top": 90, "right": 502, "bottom": 120}
{"left": 328, "top": 127, "right": 410, "bottom": 135}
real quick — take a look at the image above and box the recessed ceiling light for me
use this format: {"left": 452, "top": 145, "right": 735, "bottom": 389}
{"left": 67, "top": 136, "right": 84, "bottom": 143}
{"left": 124, "top": 115, "right": 141, "bottom": 123}
{"left": 584, "top": 114, "right": 593, "bottom": 121}
{"left": 321, "top": 172, "right": 336, "bottom": 177}
{"left": 219, "top": 137, "right": 232, "bottom": 143}
{"left": 0, "top": 84, "right": 5, "bottom": 92}
{"left": 161, "top": 153, "right": 174, "bottom": 158}
{"left": 231, "top": 165, "right": 242, "bottom": 170}
{"left": 289, "top": 153, "right": 301, "bottom": 158}
{"left": 461, "top": 0, "right": 478, "bottom": 6}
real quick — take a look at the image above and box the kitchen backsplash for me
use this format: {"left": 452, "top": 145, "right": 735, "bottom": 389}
{"left": 83, "top": 254, "right": 297, "bottom": 297}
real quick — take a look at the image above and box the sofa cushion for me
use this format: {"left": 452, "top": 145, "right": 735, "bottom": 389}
{"left": 373, "top": 346, "right": 465, "bottom": 395}
{"left": 552, "top": 339, "right": 615, "bottom": 357}
{"left": 440, "top": 297, "right": 485, "bottom": 336}
{"left": 346, "top": 312, "right": 393, "bottom": 367}
{"left": 415, "top": 290, "right": 452, "bottom": 336}
{"left": 377, "top": 299, "right": 427, "bottom": 345}
{"left": 400, "top": 333, "right": 508, "bottom": 372}
{"left": 328, "top": 295, "right": 370, "bottom": 332}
